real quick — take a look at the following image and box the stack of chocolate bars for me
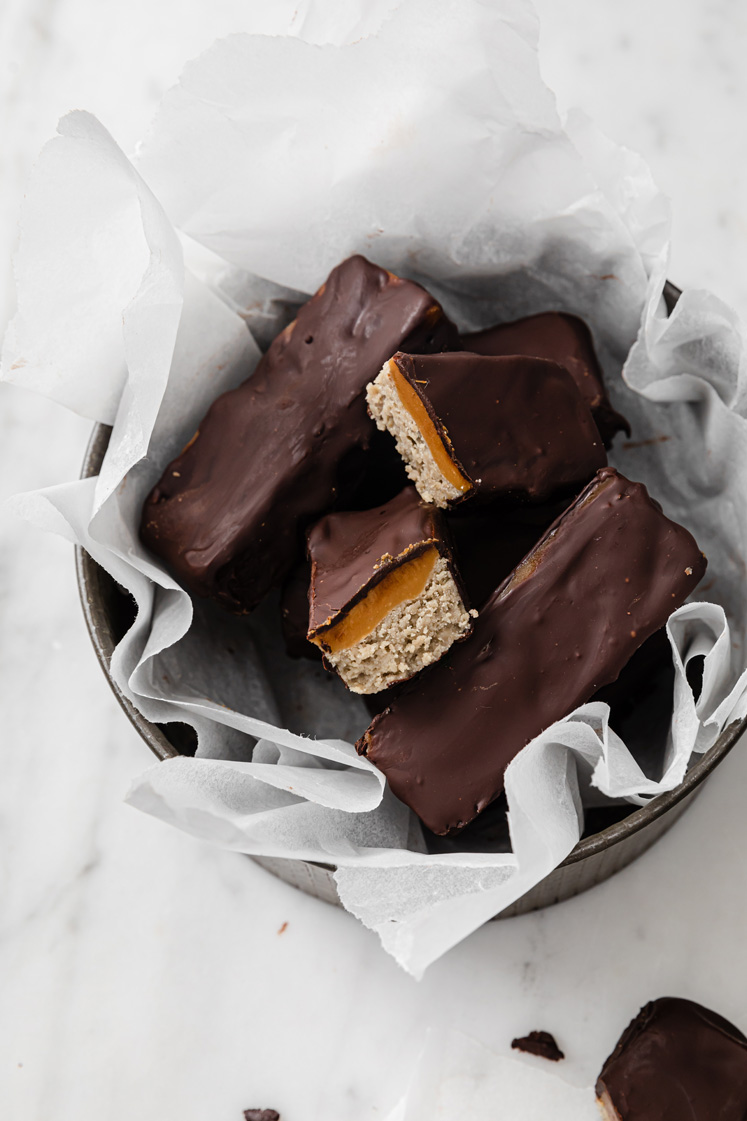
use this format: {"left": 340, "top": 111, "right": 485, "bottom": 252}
{"left": 141, "top": 254, "right": 707, "bottom": 836}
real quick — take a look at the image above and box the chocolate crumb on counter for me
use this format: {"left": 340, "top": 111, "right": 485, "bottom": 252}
{"left": 511, "top": 1030, "right": 565, "bottom": 1062}
{"left": 243, "top": 1110, "right": 280, "bottom": 1121}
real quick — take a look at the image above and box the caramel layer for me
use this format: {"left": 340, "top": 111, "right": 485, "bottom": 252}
{"left": 312, "top": 546, "right": 438, "bottom": 654}
{"left": 388, "top": 361, "right": 472, "bottom": 494}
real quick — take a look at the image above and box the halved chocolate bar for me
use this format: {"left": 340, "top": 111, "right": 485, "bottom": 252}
{"left": 357, "top": 468, "right": 706, "bottom": 834}
{"left": 597, "top": 997, "right": 747, "bottom": 1120}
{"left": 366, "top": 352, "right": 606, "bottom": 509}
{"left": 307, "top": 488, "right": 474, "bottom": 694}
{"left": 140, "top": 255, "right": 459, "bottom": 613}
{"left": 462, "top": 310, "right": 629, "bottom": 445}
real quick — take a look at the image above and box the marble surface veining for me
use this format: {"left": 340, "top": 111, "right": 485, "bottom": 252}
{"left": 2, "top": 3, "right": 747, "bottom": 1119}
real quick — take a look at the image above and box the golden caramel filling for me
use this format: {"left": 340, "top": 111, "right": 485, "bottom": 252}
{"left": 312, "top": 546, "right": 438, "bottom": 654}
{"left": 388, "top": 361, "right": 472, "bottom": 494}
{"left": 180, "top": 429, "right": 199, "bottom": 456}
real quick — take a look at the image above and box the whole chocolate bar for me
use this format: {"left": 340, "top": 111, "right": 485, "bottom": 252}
{"left": 366, "top": 352, "right": 606, "bottom": 508}
{"left": 597, "top": 997, "right": 747, "bottom": 1120}
{"left": 357, "top": 468, "right": 706, "bottom": 834}
{"left": 462, "top": 310, "right": 629, "bottom": 445}
{"left": 140, "top": 255, "right": 459, "bottom": 612}
{"left": 307, "top": 487, "right": 473, "bottom": 694}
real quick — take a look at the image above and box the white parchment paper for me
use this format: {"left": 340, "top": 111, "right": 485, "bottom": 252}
{"left": 5, "top": 0, "right": 747, "bottom": 976}
{"left": 383, "top": 1029, "right": 598, "bottom": 1121}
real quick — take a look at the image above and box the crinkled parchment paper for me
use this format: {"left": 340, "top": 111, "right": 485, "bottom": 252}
{"left": 5, "top": 0, "right": 747, "bottom": 976}
{"left": 383, "top": 1028, "right": 598, "bottom": 1120}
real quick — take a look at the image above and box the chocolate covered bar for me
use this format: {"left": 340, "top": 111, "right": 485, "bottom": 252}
{"left": 462, "top": 310, "right": 629, "bottom": 445}
{"left": 597, "top": 997, "right": 747, "bottom": 1120}
{"left": 357, "top": 468, "right": 706, "bottom": 834}
{"left": 140, "top": 255, "right": 459, "bottom": 612}
{"left": 307, "top": 487, "right": 474, "bottom": 694}
{"left": 366, "top": 352, "right": 606, "bottom": 509}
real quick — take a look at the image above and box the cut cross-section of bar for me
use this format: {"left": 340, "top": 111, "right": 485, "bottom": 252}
{"left": 140, "top": 255, "right": 459, "bottom": 613}
{"left": 307, "top": 487, "right": 474, "bottom": 694}
{"left": 596, "top": 998, "right": 747, "bottom": 1120}
{"left": 357, "top": 468, "right": 707, "bottom": 834}
{"left": 366, "top": 351, "right": 606, "bottom": 509}
{"left": 462, "top": 310, "right": 629, "bottom": 446}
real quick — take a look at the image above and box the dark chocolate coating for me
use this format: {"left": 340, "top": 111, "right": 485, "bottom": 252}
{"left": 511, "top": 1031, "right": 565, "bottom": 1062}
{"left": 243, "top": 1111, "right": 281, "bottom": 1121}
{"left": 597, "top": 997, "right": 747, "bottom": 1120}
{"left": 140, "top": 255, "right": 459, "bottom": 613}
{"left": 279, "top": 559, "right": 317, "bottom": 660}
{"left": 447, "top": 506, "right": 559, "bottom": 609}
{"left": 392, "top": 352, "right": 607, "bottom": 506}
{"left": 462, "top": 311, "right": 629, "bottom": 445}
{"left": 307, "top": 487, "right": 447, "bottom": 637}
{"left": 344, "top": 424, "right": 411, "bottom": 511}
{"left": 357, "top": 468, "right": 707, "bottom": 835}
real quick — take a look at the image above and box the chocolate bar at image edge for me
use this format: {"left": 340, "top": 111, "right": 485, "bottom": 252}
{"left": 366, "top": 351, "right": 606, "bottom": 509}
{"left": 597, "top": 998, "right": 747, "bottom": 1120}
{"left": 140, "top": 255, "right": 459, "bottom": 613}
{"left": 357, "top": 467, "right": 706, "bottom": 835}
{"left": 307, "top": 487, "right": 474, "bottom": 695}
{"left": 462, "top": 310, "right": 629, "bottom": 446}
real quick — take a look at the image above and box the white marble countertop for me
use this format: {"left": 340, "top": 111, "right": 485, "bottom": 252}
{"left": 3, "top": 3, "right": 747, "bottom": 1119}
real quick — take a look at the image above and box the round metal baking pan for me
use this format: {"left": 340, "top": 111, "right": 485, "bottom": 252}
{"left": 75, "top": 281, "right": 747, "bottom": 918}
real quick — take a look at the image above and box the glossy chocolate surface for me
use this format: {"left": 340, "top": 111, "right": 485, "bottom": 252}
{"left": 140, "top": 255, "right": 458, "bottom": 612}
{"left": 462, "top": 310, "right": 629, "bottom": 445}
{"left": 307, "top": 487, "right": 446, "bottom": 636}
{"left": 357, "top": 468, "right": 707, "bottom": 834}
{"left": 597, "top": 997, "right": 747, "bottom": 1120}
{"left": 391, "top": 352, "right": 606, "bottom": 506}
